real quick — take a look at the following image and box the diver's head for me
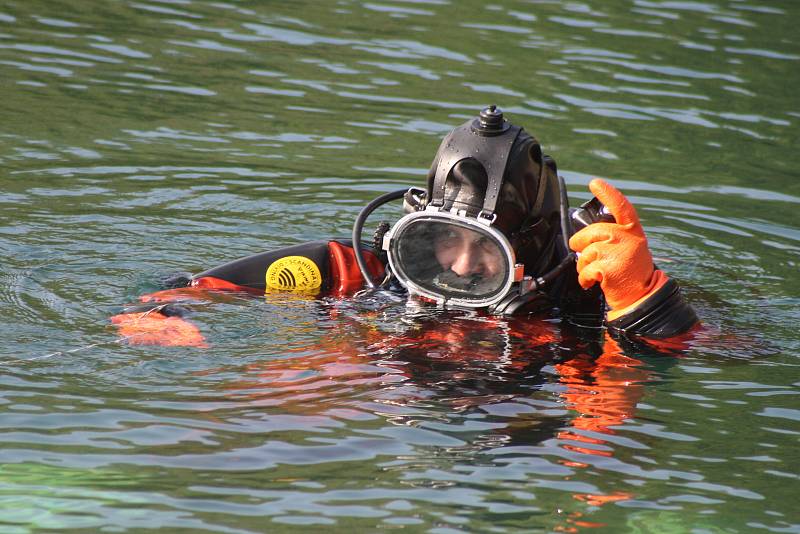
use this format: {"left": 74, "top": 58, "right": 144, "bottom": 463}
{"left": 423, "top": 105, "right": 562, "bottom": 274}
{"left": 383, "top": 105, "right": 566, "bottom": 309}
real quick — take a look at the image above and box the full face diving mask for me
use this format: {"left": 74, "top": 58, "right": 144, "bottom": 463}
{"left": 382, "top": 106, "right": 536, "bottom": 309}
{"left": 384, "top": 209, "right": 521, "bottom": 308}
{"left": 351, "top": 105, "right": 581, "bottom": 313}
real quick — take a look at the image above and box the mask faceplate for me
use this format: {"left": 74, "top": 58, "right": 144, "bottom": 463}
{"left": 385, "top": 210, "right": 518, "bottom": 308}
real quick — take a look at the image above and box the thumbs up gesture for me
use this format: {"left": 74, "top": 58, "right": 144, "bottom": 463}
{"left": 569, "top": 179, "right": 667, "bottom": 320}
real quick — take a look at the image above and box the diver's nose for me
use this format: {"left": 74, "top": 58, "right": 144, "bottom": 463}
{"left": 450, "top": 250, "right": 482, "bottom": 277}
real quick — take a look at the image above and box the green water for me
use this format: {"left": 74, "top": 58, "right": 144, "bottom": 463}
{"left": 1, "top": 1, "right": 798, "bottom": 532}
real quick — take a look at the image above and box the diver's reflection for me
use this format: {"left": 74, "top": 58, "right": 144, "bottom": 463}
{"left": 233, "top": 308, "right": 663, "bottom": 447}
{"left": 374, "top": 313, "right": 654, "bottom": 444}
{"left": 224, "top": 306, "right": 682, "bottom": 512}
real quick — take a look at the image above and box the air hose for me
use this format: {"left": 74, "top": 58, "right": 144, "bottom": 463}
{"left": 352, "top": 188, "right": 409, "bottom": 289}
{"left": 523, "top": 174, "right": 577, "bottom": 292}
{"left": 558, "top": 175, "right": 575, "bottom": 250}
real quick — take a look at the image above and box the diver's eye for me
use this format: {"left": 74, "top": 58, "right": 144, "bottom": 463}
{"left": 435, "top": 228, "right": 460, "bottom": 247}
{"left": 474, "top": 236, "right": 494, "bottom": 251}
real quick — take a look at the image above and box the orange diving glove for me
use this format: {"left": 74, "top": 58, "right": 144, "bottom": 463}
{"left": 568, "top": 179, "right": 668, "bottom": 321}
{"left": 111, "top": 310, "right": 208, "bottom": 347}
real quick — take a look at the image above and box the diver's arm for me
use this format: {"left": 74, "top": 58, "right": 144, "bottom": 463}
{"left": 111, "top": 240, "right": 384, "bottom": 347}
{"left": 568, "top": 179, "right": 698, "bottom": 338}
{"left": 123, "top": 239, "right": 383, "bottom": 307}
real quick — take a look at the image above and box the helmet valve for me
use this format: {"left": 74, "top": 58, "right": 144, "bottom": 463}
{"left": 472, "top": 104, "right": 511, "bottom": 136}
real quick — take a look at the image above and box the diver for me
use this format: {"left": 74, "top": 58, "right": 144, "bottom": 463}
{"left": 112, "top": 105, "right": 698, "bottom": 345}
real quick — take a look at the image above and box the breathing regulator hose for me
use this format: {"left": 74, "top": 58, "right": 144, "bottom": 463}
{"left": 522, "top": 174, "right": 578, "bottom": 292}
{"left": 352, "top": 188, "right": 409, "bottom": 289}
{"left": 558, "top": 175, "right": 575, "bottom": 251}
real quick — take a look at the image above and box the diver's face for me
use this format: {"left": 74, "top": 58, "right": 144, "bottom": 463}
{"left": 433, "top": 226, "right": 504, "bottom": 278}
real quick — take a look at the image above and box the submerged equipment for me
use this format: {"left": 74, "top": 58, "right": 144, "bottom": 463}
{"left": 352, "top": 105, "right": 611, "bottom": 313}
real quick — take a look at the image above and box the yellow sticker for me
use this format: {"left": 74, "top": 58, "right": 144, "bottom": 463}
{"left": 265, "top": 256, "right": 323, "bottom": 292}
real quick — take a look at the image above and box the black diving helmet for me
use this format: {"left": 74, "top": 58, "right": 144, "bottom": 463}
{"left": 379, "top": 105, "right": 572, "bottom": 311}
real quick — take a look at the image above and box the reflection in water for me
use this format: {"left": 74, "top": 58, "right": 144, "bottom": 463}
{"left": 220, "top": 299, "right": 671, "bottom": 519}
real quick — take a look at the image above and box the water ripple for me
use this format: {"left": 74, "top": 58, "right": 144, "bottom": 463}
{"left": 0, "top": 0, "right": 798, "bottom": 531}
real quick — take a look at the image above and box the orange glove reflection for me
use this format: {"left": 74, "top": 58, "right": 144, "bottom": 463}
{"left": 568, "top": 179, "right": 666, "bottom": 321}
{"left": 554, "top": 334, "right": 647, "bottom": 511}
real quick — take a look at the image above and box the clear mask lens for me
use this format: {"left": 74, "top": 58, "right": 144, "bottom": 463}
{"left": 389, "top": 217, "right": 512, "bottom": 305}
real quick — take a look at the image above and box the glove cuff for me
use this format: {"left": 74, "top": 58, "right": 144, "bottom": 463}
{"left": 606, "top": 275, "right": 698, "bottom": 338}
{"left": 607, "top": 269, "right": 668, "bottom": 321}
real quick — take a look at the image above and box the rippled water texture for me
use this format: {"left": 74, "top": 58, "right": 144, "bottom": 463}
{"left": 1, "top": 1, "right": 799, "bottom": 532}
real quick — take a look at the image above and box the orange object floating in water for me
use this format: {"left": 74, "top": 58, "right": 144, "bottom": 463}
{"left": 111, "top": 311, "right": 207, "bottom": 348}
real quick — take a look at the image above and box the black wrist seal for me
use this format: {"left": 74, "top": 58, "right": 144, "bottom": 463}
{"left": 607, "top": 278, "right": 698, "bottom": 338}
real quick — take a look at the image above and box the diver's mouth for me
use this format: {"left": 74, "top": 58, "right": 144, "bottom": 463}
{"left": 433, "top": 270, "right": 487, "bottom": 292}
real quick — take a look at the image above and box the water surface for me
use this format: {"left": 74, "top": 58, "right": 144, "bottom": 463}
{"left": 1, "top": 1, "right": 798, "bottom": 532}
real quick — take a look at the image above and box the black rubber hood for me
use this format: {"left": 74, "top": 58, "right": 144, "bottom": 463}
{"left": 420, "top": 106, "right": 564, "bottom": 276}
